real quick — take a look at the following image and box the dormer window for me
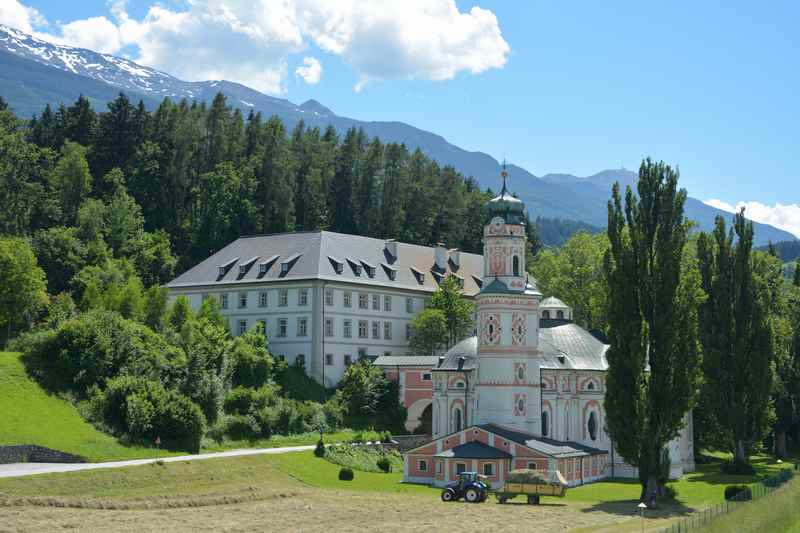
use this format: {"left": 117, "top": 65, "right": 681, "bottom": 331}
{"left": 382, "top": 264, "right": 397, "bottom": 281}
{"left": 328, "top": 256, "right": 344, "bottom": 274}
{"left": 280, "top": 253, "right": 301, "bottom": 276}
{"left": 238, "top": 256, "right": 258, "bottom": 276}
{"left": 217, "top": 257, "right": 239, "bottom": 278}
{"left": 347, "top": 258, "right": 361, "bottom": 276}
{"left": 259, "top": 255, "right": 279, "bottom": 276}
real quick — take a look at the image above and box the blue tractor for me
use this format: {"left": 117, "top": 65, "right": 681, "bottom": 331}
{"left": 440, "top": 472, "right": 488, "bottom": 503}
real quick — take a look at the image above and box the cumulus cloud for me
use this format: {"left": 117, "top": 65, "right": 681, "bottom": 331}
{"left": 0, "top": 0, "right": 45, "bottom": 34}
{"left": 295, "top": 56, "right": 322, "bottom": 84}
{"left": 1, "top": 0, "right": 509, "bottom": 95}
{"left": 704, "top": 199, "right": 800, "bottom": 238}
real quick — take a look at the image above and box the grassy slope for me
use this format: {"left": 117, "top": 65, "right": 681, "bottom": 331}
{"left": 0, "top": 351, "right": 157, "bottom": 461}
{"left": 701, "top": 476, "right": 800, "bottom": 533}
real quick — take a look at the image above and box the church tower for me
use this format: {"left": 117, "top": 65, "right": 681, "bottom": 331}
{"left": 472, "top": 165, "right": 543, "bottom": 435}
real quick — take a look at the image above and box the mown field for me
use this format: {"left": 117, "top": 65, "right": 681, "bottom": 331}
{"left": 699, "top": 475, "right": 800, "bottom": 533}
{"left": 2, "top": 450, "right": 795, "bottom": 532}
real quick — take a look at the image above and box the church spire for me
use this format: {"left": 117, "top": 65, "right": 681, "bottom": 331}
{"left": 500, "top": 158, "right": 509, "bottom": 195}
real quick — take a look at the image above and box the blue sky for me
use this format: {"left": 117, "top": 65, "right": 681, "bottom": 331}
{"left": 5, "top": 0, "right": 800, "bottom": 236}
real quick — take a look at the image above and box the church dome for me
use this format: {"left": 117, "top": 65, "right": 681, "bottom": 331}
{"left": 487, "top": 165, "right": 525, "bottom": 224}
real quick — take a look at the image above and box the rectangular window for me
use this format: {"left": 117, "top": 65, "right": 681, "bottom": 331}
{"left": 343, "top": 291, "right": 352, "bottom": 308}
{"left": 325, "top": 288, "right": 333, "bottom": 306}
{"left": 384, "top": 351, "right": 392, "bottom": 357}
{"left": 238, "top": 292, "right": 248, "bottom": 309}
{"left": 258, "top": 319, "right": 267, "bottom": 335}
{"left": 372, "top": 294, "right": 380, "bottom": 310}
{"left": 436, "top": 462, "right": 443, "bottom": 474}
{"left": 483, "top": 463, "right": 494, "bottom": 476}
{"left": 297, "top": 318, "right": 308, "bottom": 337}
{"left": 259, "top": 291, "right": 268, "bottom": 308}
{"left": 279, "top": 289, "right": 288, "bottom": 307}
{"left": 325, "top": 317, "right": 334, "bottom": 337}
{"left": 277, "top": 354, "right": 286, "bottom": 361}
{"left": 528, "top": 462, "right": 537, "bottom": 470}
{"left": 359, "top": 293, "right": 368, "bottom": 310}
{"left": 344, "top": 354, "right": 352, "bottom": 366}
{"left": 278, "top": 318, "right": 287, "bottom": 337}
{"left": 358, "top": 320, "right": 368, "bottom": 339}
{"left": 418, "top": 459, "right": 428, "bottom": 472}
{"left": 221, "top": 293, "right": 229, "bottom": 310}
{"left": 343, "top": 319, "right": 352, "bottom": 338}
{"left": 456, "top": 463, "right": 467, "bottom": 475}
{"left": 372, "top": 321, "right": 380, "bottom": 339}
{"left": 384, "top": 295, "right": 392, "bottom": 311}
{"left": 406, "top": 297, "right": 413, "bottom": 313}
{"left": 299, "top": 288, "right": 308, "bottom": 306}
{"left": 296, "top": 354, "right": 305, "bottom": 367}
{"left": 325, "top": 353, "right": 334, "bottom": 366}
{"left": 383, "top": 321, "right": 392, "bottom": 340}
{"left": 422, "top": 372, "right": 432, "bottom": 381}
{"left": 358, "top": 347, "right": 367, "bottom": 358}
{"left": 406, "top": 323, "right": 412, "bottom": 341}
{"left": 202, "top": 293, "right": 210, "bottom": 302}
{"left": 237, "top": 319, "right": 247, "bottom": 335}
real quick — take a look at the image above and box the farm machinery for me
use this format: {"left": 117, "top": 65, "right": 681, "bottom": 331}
{"left": 439, "top": 469, "right": 567, "bottom": 505}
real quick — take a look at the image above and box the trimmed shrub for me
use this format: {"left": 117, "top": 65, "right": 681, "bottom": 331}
{"left": 376, "top": 456, "right": 392, "bottom": 473}
{"left": 314, "top": 439, "right": 326, "bottom": 458}
{"left": 724, "top": 485, "right": 752, "bottom": 501}
{"left": 338, "top": 467, "right": 354, "bottom": 481}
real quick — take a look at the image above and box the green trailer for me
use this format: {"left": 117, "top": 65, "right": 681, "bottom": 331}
{"left": 494, "top": 469, "right": 568, "bottom": 504}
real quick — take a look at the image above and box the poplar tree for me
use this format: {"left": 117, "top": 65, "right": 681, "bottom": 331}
{"left": 697, "top": 211, "right": 775, "bottom": 465}
{"left": 603, "top": 159, "right": 703, "bottom": 507}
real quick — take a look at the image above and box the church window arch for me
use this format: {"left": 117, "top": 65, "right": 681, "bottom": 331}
{"left": 541, "top": 410, "right": 549, "bottom": 437}
{"left": 542, "top": 310, "right": 551, "bottom": 319}
{"left": 516, "top": 365, "right": 525, "bottom": 381}
{"left": 588, "top": 411, "right": 598, "bottom": 441}
{"left": 512, "top": 255, "right": 520, "bottom": 276}
{"left": 557, "top": 310, "right": 564, "bottom": 319}
{"left": 453, "top": 407, "right": 463, "bottom": 432}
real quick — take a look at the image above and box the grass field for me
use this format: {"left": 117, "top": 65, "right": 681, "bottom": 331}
{"left": 700, "top": 476, "right": 800, "bottom": 533}
{"left": 2, "top": 450, "right": 794, "bottom": 532}
{"left": 0, "top": 351, "right": 159, "bottom": 462}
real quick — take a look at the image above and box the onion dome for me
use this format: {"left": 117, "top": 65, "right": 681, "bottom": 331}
{"left": 487, "top": 163, "right": 525, "bottom": 224}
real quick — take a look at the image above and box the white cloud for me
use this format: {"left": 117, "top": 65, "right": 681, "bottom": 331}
{"left": 295, "top": 56, "right": 322, "bottom": 84}
{"left": 59, "top": 16, "right": 122, "bottom": 54}
{"left": 2, "top": 0, "right": 509, "bottom": 95}
{"left": 0, "top": 0, "right": 45, "bottom": 34}
{"left": 704, "top": 199, "right": 800, "bottom": 238}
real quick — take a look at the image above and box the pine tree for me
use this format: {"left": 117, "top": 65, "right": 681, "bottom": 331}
{"left": 697, "top": 211, "right": 775, "bottom": 465}
{"left": 603, "top": 159, "right": 703, "bottom": 506}
{"left": 92, "top": 93, "right": 138, "bottom": 179}
{"left": 51, "top": 141, "right": 93, "bottom": 223}
{"left": 329, "top": 127, "right": 360, "bottom": 233}
{"left": 794, "top": 258, "right": 800, "bottom": 287}
{"left": 64, "top": 95, "right": 96, "bottom": 146}
{"left": 257, "top": 116, "right": 294, "bottom": 233}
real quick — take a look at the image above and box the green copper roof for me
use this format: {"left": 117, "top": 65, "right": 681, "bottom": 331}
{"left": 487, "top": 168, "right": 525, "bottom": 224}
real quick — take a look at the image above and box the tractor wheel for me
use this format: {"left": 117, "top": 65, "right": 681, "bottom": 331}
{"left": 527, "top": 495, "right": 540, "bottom": 505}
{"left": 465, "top": 488, "right": 481, "bottom": 503}
{"left": 441, "top": 489, "right": 456, "bottom": 502}
{"left": 497, "top": 495, "right": 508, "bottom": 504}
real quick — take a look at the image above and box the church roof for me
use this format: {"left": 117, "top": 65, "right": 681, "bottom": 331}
{"left": 435, "top": 441, "right": 512, "bottom": 459}
{"left": 373, "top": 355, "right": 441, "bottom": 367}
{"left": 433, "top": 337, "right": 478, "bottom": 371}
{"left": 430, "top": 322, "right": 608, "bottom": 372}
{"left": 540, "top": 296, "right": 569, "bottom": 308}
{"left": 478, "top": 424, "right": 607, "bottom": 458}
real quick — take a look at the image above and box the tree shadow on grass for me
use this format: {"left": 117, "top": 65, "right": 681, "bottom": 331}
{"left": 580, "top": 499, "right": 696, "bottom": 519}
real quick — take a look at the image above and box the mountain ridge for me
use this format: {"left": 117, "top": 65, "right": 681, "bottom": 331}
{"left": 0, "top": 24, "right": 794, "bottom": 246}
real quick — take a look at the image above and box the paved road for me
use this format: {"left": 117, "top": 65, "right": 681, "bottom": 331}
{"left": 0, "top": 444, "right": 316, "bottom": 479}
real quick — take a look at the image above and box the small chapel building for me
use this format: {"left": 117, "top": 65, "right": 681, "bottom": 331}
{"left": 376, "top": 169, "right": 695, "bottom": 488}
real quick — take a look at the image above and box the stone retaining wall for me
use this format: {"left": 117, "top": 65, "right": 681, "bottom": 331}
{"left": 0, "top": 445, "right": 87, "bottom": 464}
{"left": 392, "top": 434, "right": 431, "bottom": 452}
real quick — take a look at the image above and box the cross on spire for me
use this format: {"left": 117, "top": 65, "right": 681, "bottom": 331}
{"left": 500, "top": 158, "right": 509, "bottom": 194}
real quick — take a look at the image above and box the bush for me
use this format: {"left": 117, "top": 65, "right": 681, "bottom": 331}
{"left": 722, "top": 460, "right": 756, "bottom": 476}
{"left": 314, "top": 439, "right": 326, "bottom": 458}
{"left": 277, "top": 364, "right": 328, "bottom": 402}
{"left": 376, "top": 456, "right": 392, "bottom": 473}
{"left": 380, "top": 431, "right": 393, "bottom": 443}
{"left": 724, "top": 485, "right": 752, "bottom": 501}
{"left": 223, "top": 414, "right": 260, "bottom": 441}
{"left": 338, "top": 467, "right": 354, "bottom": 481}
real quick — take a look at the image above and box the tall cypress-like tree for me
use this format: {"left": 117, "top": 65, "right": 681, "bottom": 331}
{"left": 794, "top": 258, "right": 800, "bottom": 287}
{"left": 603, "top": 159, "right": 703, "bottom": 506}
{"left": 697, "top": 211, "right": 775, "bottom": 464}
{"left": 256, "top": 116, "right": 294, "bottom": 233}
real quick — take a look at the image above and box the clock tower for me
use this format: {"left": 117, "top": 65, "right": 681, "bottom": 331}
{"left": 472, "top": 165, "right": 544, "bottom": 435}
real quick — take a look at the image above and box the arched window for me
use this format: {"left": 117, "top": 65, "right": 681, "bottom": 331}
{"left": 556, "top": 310, "right": 564, "bottom": 319}
{"left": 542, "top": 310, "right": 551, "bottom": 319}
{"left": 587, "top": 381, "right": 595, "bottom": 390}
{"left": 516, "top": 366, "right": 525, "bottom": 381}
{"left": 453, "top": 408, "right": 463, "bottom": 432}
{"left": 565, "top": 408, "right": 570, "bottom": 440}
{"left": 588, "top": 411, "right": 598, "bottom": 441}
{"left": 512, "top": 255, "right": 520, "bottom": 276}
{"left": 541, "top": 410, "right": 549, "bottom": 436}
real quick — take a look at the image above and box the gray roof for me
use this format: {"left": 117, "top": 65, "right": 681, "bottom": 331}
{"left": 373, "top": 355, "right": 441, "bottom": 367}
{"left": 429, "top": 323, "right": 608, "bottom": 372}
{"left": 478, "top": 424, "right": 607, "bottom": 458}
{"left": 540, "top": 296, "right": 569, "bottom": 308}
{"left": 435, "top": 441, "right": 512, "bottom": 459}
{"left": 433, "top": 337, "right": 479, "bottom": 371}
{"left": 166, "top": 231, "right": 483, "bottom": 295}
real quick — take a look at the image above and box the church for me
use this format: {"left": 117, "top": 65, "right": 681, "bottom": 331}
{"left": 379, "top": 170, "right": 695, "bottom": 488}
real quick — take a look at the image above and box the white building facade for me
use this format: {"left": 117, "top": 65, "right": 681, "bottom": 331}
{"left": 166, "top": 232, "right": 483, "bottom": 387}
